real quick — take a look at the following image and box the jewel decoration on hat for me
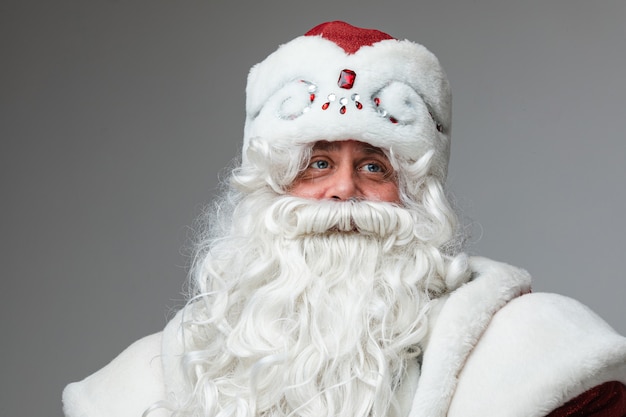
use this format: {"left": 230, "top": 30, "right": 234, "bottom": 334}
{"left": 276, "top": 80, "right": 318, "bottom": 120}
{"left": 338, "top": 69, "right": 356, "bottom": 89}
{"left": 374, "top": 96, "right": 397, "bottom": 123}
{"left": 275, "top": 69, "right": 444, "bottom": 125}
{"left": 317, "top": 69, "right": 363, "bottom": 114}
{"left": 304, "top": 81, "right": 317, "bottom": 103}
{"left": 339, "top": 97, "right": 348, "bottom": 114}
{"left": 321, "top": 93, "right": 335, "bottom": 110}
{"left": 374, "top": 94, "right": 444, "bottom": 131}
{"left": 321, "top": 91, "right": 364, "bottom": 114}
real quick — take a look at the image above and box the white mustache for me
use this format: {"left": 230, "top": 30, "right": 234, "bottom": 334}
{"left": 263, "top": 197, "right": 416, "bottom": 243}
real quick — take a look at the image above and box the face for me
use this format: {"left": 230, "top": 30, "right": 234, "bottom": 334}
{"left": 288, "top": 140, "right": 400, "bottom": 203}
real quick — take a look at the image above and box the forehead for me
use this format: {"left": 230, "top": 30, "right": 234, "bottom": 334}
{"left": 311, "top": 140, "right": 387, "bottom": 156}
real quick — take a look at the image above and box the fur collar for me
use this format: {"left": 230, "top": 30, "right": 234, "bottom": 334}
{"left": 409, "top": 256, "right": 532, "bottom": 417}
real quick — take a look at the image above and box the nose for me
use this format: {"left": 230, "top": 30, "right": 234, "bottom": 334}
{"left": 325, "top": 165, "right": 361, "bottom": 201}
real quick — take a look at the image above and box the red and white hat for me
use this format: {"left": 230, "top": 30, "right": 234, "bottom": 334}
{"left": 243, "top": 21, "right": 452, "bottom": 180}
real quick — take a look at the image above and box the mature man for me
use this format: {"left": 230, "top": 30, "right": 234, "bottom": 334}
{"left": 63, "top": 21, "right": 626, "bottom": 417}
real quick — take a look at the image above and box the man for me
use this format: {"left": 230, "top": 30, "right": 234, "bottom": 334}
{"left": 62, "top": 21, "right": 626, "bottom": 417}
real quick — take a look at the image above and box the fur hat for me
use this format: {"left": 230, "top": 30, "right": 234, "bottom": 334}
{"left": 243, "top": 21, "right": 452, "bottom": 180}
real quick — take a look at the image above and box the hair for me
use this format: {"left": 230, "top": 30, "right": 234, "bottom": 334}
{"left": 158, "top": 138, "right": 470, "bottom": 417}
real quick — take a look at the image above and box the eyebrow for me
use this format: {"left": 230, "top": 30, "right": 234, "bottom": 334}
{"left": 312, "top": 141, "right": 387, "bottom": 156}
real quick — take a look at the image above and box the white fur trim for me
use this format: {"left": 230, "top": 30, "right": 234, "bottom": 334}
{"left": 62, "top": 333, "right": 168, "bottom": 417}
{"left": 447, "top": 292, "right": 626, "bottom": 417}
{"left": 409, "top": 256, "right": 532, "bottom": 417}
{"left": 243, "top": 35, "right": 451, "bottom": 179}
{"left": 161, "top": 307, "right": 189, "bottom": 403}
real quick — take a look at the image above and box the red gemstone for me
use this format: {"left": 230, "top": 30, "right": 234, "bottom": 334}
{"left": 340, "top": 106, "right": 346, "bottom": 114}
{"left": 389, "top": 117, "right": 398, "bottom": 124}
{"left": 322, "top": 102, "right": 330, "bottom": 110}
{"left": 355, "top": 101, "right": 363, "bottom": 109}
{"left": 338, "top": 69, "right": 356, "bottom": 89}
{"left": 310, "top": 93, "right": 316, "bottom": 102}
{"left": 374, "top": 97, "right": 380, "bottom": 106}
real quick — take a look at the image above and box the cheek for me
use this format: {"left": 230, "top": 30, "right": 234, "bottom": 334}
{"left": 366, "top": 183, "right": 401, "bottom": 203}
{"left": 288, "top": 180, "right": 323, "bottom": 199}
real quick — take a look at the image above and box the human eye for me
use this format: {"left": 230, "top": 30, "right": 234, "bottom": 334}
{"left": 363, "top": 163, "right": 383, "bottom": 173}
{"left": 295, "top": 156, "right": 332, "bottom": 181}
{"left": 357, "top": 158, "right": 396, "bottom": 181}
{"left": 359, "top": 160, "right": 389, "bottom": 174}
{"left": 310, "top": 159, "right": 330, "bottom": 169}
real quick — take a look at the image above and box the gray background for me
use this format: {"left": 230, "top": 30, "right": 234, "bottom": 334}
{"left": 2, "top": 1, "right": 625, "bottom": 415}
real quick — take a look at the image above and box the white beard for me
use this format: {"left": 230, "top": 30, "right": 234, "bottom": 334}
{"left": 179, "top": 195, "right": 458, "bottom": 417}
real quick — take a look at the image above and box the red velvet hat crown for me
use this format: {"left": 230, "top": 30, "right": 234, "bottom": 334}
{"left": 304, "top": 21, "right": 394, "bottom": 54}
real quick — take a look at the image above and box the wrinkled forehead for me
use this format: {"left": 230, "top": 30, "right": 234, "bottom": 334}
{"left": 310, "top": 140, "right": 388, "bottom": 156}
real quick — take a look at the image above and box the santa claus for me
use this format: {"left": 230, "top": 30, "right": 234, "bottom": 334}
{"left": 62, "top": 21, "right": 626, "bottom": 417}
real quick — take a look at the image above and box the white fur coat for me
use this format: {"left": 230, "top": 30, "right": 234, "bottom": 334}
{"left": 62, "top": 257, "right": 626, "bottom": 417}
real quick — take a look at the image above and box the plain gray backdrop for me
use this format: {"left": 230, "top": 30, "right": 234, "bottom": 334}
{"left": 2, "top": 1, "right": 625, "bottom": 415}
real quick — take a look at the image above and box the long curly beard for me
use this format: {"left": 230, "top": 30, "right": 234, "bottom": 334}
{"left": 176, "top": 195, "right": 455, "bottom": 417}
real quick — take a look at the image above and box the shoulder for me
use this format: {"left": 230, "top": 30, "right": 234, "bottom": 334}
{"left": 412, "top": 257, "right": 626, "bottom": 417}
{"left": 448, "top": 292, "right": 626, "bottom": 417}
{"left": 411, "top": 256, "right": 532, "bottom": 416}
{"left": 62, "top": 332, "right": 169, "bottom": 417}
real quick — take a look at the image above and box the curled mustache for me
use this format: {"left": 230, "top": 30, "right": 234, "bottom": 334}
{"left": 263, "top": 196, "right": 416, "bottom": 244}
